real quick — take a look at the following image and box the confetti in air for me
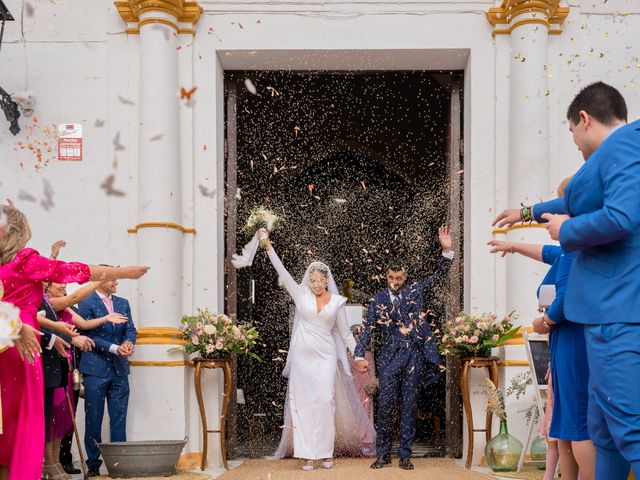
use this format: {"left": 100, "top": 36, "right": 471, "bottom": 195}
{"left": 244, "top": 79, "right": 257, "bottom": 95}
{"left": 101, "top": 175, "right": 126, "bottom": 197}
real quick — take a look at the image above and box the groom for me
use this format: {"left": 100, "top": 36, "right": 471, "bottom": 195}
{"left": 354, "top": 226, "right": 454, "bottom": 470}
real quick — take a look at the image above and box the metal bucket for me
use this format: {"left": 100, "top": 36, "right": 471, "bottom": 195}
{"left": 98, "top": 438, "right": 187, "bottom": 478}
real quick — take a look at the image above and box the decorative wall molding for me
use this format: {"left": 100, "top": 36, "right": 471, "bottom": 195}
{"left": 136, "top": 326, "right": 186, "bottom": 345}
{"left": 127, "top": 222, "right": 196, "bottom": 234}
{"left": 486, "top": 0, "right": 569, "bottom": 36}
{"left": 114, "top": 0, "right": 203, "bottom": 34}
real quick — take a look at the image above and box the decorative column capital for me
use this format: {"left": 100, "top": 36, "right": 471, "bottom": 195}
{"left": 486, "top": 0, "right": 569, "bottom": 37}
{"left": 115, "top": 0, "right": 204, "bottom": 35}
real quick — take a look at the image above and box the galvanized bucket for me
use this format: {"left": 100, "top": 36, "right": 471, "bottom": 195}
{"left": 98, "top": 438, "right": 187, "bottom": 478}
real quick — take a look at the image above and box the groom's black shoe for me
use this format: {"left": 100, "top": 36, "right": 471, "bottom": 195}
{"left": 370, "top": 455, "right": 391, "bottom": 469}
{"left": 87, "top": 466, "right": 102, "bottom": 477}
{"left": 399, "top": 457, "right": 414, "bottom": 470}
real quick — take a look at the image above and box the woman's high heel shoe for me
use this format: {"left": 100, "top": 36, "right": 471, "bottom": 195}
{"left": 302, "top": 460, "right": 315, "bottom": 471}
{"left": 321, "top": 459, "right": 335, "bottom": 469}
{"left": 54, "top": 463, "right": 71, "bottom": 480}
{"left": 42, "top": 464, "right": 70, "bottom": 480}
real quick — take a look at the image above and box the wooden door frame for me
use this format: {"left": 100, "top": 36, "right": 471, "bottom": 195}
{"left": 223, "top": 71, "right": 465, "bottom": 459}
{"left": 445, "top": 74, "right": 464, "bottom": 458}
{"left": 224, "top": 81, "right": 239, "bottom": 457}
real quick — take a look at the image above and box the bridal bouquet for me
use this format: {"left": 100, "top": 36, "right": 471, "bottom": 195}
{"left": 0, "top": 300, "right": 21, "bottom": 353}
{"left": 232, "top": 206, "right": 280, "bottom": 268}
{"left": 244, "top": 207, "right": 280, "bottom": 237}
{"left": 177, "top": 308, "right": 261, "bottom": 360}
{"left": 438, "top": 311, "right": 519, "bottom": 357}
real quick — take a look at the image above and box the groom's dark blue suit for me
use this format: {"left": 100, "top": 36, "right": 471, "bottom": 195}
{"left": 355, "top": 255, "right": 452, "bottom": 458}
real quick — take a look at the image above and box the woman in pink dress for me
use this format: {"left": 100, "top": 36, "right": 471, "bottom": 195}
{"left": 0, "top": 201, "right": 149, "bottom": 480}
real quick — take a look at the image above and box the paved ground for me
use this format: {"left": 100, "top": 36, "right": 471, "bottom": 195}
{"left": 213, "top": 458, "right": 494, "bottom": 480}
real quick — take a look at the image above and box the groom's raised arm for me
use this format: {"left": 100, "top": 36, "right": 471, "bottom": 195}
{"left": 415, "top": 254, "right": 453, "bottom": 297}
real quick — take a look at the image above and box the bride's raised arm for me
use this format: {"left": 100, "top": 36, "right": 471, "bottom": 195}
{"left": 261, "top": 232, "right": 302, "bottom": 302}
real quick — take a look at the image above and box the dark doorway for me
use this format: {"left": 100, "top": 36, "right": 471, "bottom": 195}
{"left": 224, "top": 71, "right": 464, "bottom": 459}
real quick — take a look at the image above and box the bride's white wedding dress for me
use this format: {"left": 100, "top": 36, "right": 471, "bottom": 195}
{"left": 267, "top": 248, "right": 376, "bottom": 460}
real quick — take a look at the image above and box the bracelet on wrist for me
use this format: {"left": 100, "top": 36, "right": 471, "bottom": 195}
{"left": 520, "top": 203, "right": 533, "bottom": 223}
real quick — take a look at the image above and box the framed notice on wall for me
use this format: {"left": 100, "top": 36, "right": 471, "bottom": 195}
{"left": 57, "top": 123, "right": 82, "bottom": 161}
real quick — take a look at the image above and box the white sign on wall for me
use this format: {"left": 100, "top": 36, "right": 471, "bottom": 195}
{"left": 57, "top": 123, "right": 82, "bottom": 161}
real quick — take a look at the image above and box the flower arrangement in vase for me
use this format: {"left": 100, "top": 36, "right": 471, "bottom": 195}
{"left": 176, "top": 308, "right": 261, "bottom": 360}
{"left": 438, "top": 311, "right": 520, "bottom": 357}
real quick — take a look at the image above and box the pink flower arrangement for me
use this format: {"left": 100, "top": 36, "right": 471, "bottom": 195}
{"left": 438, "top": 311, "right": 519, "bottom": 357}
{"left": 176, "top": 308, "right": 261, "bottom": 359}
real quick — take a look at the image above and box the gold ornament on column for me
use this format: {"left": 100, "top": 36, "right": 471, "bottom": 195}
{"left": 486, "top": 0, "right": 569, "bottom": 37}
{"left": 114, "top": 0, "right": 203, "bottom": 35}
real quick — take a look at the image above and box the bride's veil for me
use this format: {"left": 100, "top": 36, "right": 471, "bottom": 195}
{"left": 272, "top": 261, "right": 377, "bottom": 459}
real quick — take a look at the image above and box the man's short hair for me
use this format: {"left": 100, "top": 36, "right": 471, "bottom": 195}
{"left": 387, "top": 265, "right": 406, "bottom": 273}
{"left": 567, "top": 81, "right": 627, "bottom": 126}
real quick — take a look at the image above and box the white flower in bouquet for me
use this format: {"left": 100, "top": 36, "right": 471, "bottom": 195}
{"left": 0, "top": 301, "right": 21, "bottom": 351}
{"left": 203, "top": 324, "right": 216, "bottom": 335}
{"left": 244, "top": 207, "right": 280, "bottom": 247}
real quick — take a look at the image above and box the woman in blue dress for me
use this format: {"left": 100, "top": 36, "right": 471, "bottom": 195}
{"left": 488, "top": 178, "right": 595, "bottom": 480}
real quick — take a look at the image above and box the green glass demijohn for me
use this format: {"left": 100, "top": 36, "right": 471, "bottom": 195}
{"left": 530, "top": 435, "right": 547, "bottom": 462}
{"left": 485, "top": 419, "right": 523, "bottom": 472}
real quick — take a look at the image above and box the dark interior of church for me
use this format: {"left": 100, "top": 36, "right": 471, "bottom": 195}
{"left": 224, "top": 70, "right": 462, "bottom": 457}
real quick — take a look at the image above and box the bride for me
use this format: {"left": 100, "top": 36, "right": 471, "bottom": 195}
{"left": 259, "top": 230, "right": 376, "bottom": 470}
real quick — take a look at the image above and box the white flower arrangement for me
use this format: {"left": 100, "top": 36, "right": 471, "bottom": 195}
{"left": 244, "top": 207, "right": 280, "bottom": 235}
{"left": 0, "top": 300, "right": 22, "bottom": 353}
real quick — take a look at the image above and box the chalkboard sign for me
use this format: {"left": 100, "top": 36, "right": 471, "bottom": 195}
{"left": 528, "top": 339, "right": 550, "bottom": 386}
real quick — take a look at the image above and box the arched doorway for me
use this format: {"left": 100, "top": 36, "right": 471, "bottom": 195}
{"left": 224, "top": 70, "right": 463, "bottom": 458}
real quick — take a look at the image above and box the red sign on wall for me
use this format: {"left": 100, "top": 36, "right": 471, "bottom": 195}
{"left": 58, "top": 124, "right": 83, "bottom": 161}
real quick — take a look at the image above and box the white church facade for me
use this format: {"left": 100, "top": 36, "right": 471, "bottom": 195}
{"left": 1, "top": 0, "right": 639, "bottom": 470}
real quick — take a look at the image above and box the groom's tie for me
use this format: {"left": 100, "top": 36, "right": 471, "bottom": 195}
{"left": 392, "top": 295, "right": 400, "bottom": 311}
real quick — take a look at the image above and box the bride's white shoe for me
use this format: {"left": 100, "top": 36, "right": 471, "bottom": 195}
{"left": 302, "top": 460, "right": 315, "bottom": 471}
{"left": 321, "top": 459, "right": 335, "bottom": 469}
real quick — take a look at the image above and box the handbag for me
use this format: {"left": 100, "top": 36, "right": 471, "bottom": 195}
{"left": 71, "top": 347, "right": 84, "bottom": 395}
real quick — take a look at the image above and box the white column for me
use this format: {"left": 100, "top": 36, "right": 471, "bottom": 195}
{"left": 137, "top": 10, "right": 183, "bottom": 328}
{"left": 113, "top": 0, "right": 202, "bottom": 451}
{"left": 505, "top": 12, "right": 552, "bottom": 320}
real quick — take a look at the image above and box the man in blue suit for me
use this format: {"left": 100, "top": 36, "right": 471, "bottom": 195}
{"left": 78, "top": 278, "right": 136, "bottom": 477}
{"left": 354, "top": 226, "right": 453, "bottom": 470}
{"left": 494, "top": 82, "right": 640, "bottom": 479}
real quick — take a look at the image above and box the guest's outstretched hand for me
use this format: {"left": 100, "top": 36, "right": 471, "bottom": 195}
{"left": 15, "top": 323, "right": 42, "bottom": 365}
{"left": 72, "top": 335, "right": 95, "bottom": 352}
{"left": 438, "top": 226, "right": 452, "bottom": 253}
{"left": 121, "top": 266, "right": 150, "bottom": 279}
{"left": 50, "top": 240, "right": 66, "bottom": 259}
{"left": 104, "top": 313, "right": 128, "bottom": 325}
{"left": 487, "top": 239, "right": 514, "bottom": 257}
{"left": 492, "top": 208, "right": 521, "bottom": 228}
{"left": 53, "top": 336, "right": 71, "bottom": 358}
